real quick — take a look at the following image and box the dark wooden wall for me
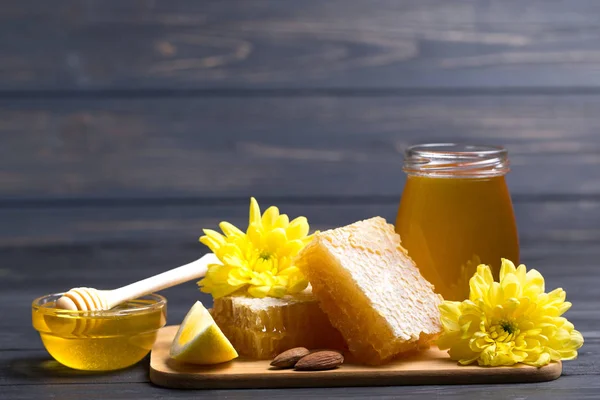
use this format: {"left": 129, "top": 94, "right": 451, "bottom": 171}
{"left": 3, "top": 0, "right": 600, "bottom": 248}
{"left": 2, "top": 2, "right": 600, "bottom": 397}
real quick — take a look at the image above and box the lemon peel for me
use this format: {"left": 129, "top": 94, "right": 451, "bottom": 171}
{"left": 437, "top": 258, "right": 584, "bottom": 367}
{"left": 198, "top": 197, "right": 315, "bottom": 299}
{"left": 169, "top": 301, "right": 238, "bottom": 365}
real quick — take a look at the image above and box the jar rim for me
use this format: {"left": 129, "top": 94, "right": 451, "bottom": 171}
{"left": 403, "top": 143, "right": 510, "bottom": 177}
{"left": 32, "top": 293, "right": 167, "bottom": 318}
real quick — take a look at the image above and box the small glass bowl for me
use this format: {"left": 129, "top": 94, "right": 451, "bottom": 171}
{"left": 32, "top": 293, "right": 167, "bottom": 371}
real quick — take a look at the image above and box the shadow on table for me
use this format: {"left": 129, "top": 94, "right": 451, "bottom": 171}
{"left": 6, "top": 354, "right": 149, "bottom": 383}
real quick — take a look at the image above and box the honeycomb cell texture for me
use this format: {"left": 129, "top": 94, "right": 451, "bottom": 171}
{"left": 211, "top": 288, "right": 345, "bottom": 359}
{"left": 296, "top": 217, "right": 443, "bottom": 365}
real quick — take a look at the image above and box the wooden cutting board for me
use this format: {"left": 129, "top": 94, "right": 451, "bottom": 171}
{"left": 150, "top": 325, "right": 562, "bottom": 389}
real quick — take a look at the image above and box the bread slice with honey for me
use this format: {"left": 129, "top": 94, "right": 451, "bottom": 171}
{"left": 296, "top": 217, "right": 442, "bottom": 365}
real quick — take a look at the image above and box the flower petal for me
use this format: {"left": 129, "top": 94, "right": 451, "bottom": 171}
{"left": 202, "top": 229, "right": 226, "bottom": 244}
{"left": 469, "top": 264, "right": 493, "bottom": 302}
{"left": 500, "top": 272, "right": 521, "bottom": 300}
{"left": 287, "top": 217, "right": 310, "bottom": 240}
{"left": 199, "top": 236, "right": 220, "bottom": 253}
{"left": 524, "top": 268, "right": 545, "bottom": 296}
{"left": 247, "top": 285, "right": 271, "bottom": 298}
{"left": 219, "top": 222, "right": 245, "bottom": 238}
{"left": 198, "top": 198, "right": 317, "bottom": 299}
{"left": 261, "top": 206, "right": 280, "bottom": 230}
{"left": 274, "top": 214, "right": 290, "bottom": 229}
{"left": 249, "top": 197, "right": 262, "bottom": 226}
{"left": 500, "top": 258, "right": 517, "bottom": 281}
{"left": 266, "top": 228, "right": 288, "bottom": 253}
{"left": 439, "top": 301, "right": 462, "bottom": 332}
{"left": 438, "top": 258, "right": 583, "bottom": 368}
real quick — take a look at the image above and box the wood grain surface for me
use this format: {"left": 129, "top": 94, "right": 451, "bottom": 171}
{"left": 2, "top": 1, "right": 599, "bottom": 399}
{"left": 149, "top": 326, "right": 561, "bottom": 389}
{"left": 3, "top": 244, "right": 597, "bottom": 351}
{"left": 1, "top": 243, "right": 598, "bottom": 398}
{"left": 2, "top": 95, "right": 600, "bottom": 201}
{"left": 2, "top": 200, "right": 600, "bottom": 248}
{"left": 5, "top": 1, "right": 600, "bottom": 91}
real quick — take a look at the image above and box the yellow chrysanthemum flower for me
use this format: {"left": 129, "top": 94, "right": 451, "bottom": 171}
{"left": 437, "top": 258, "right": 584, "bottom": 367}
{"left": 198, "top": 197, "right": 315, "bottom": 299}
{"left": 449, "top": 254, "right": 482, "bottom": 301}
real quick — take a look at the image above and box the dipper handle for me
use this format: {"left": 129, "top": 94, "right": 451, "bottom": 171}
{"left": 56, "top": 253, "right": 219, "bottom": 311}
{"left": 106, "top": 253, "right": 218, "bottom": 309}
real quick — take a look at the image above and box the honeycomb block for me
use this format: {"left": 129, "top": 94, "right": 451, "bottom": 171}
{"left": 296, "top": 217, "right": 442, "bottom": 365}
{"left": 211, "top": 289, "right": 345, "bottom": 359}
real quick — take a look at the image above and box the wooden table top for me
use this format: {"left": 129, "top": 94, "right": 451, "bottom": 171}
{"left": 3, "top": 242, "right": 598, "bottom": 399}
{"left": 2, "top": 1, "right": 599, "bottom": 399}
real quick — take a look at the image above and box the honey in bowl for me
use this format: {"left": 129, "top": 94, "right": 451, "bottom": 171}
{"left": 396, "top": 144, "right": 519, "bottom": 301}
{"left": 32, "top": 293, "right": 166, "bottom": 371}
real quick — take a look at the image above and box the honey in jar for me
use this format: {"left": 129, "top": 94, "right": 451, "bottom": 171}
{"left": 396, "top": 144, "right": 519, "bottom": 301}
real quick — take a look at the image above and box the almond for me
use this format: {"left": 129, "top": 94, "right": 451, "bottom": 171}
{"left": 294, "top": 350, "right": 344, "bottom": 371}
{"left": 270, "top": 347, "right": 310, "bottom": 369}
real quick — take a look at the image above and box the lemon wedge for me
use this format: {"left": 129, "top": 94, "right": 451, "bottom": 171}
{"left": 169, "top": 301, "right": 238, "bottom": 364}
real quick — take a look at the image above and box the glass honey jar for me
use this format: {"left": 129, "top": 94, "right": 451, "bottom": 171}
{"left": 395, "top": 143, "right": 519, "bottom": 301}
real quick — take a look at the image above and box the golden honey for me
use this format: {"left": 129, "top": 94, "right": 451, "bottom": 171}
{"left": 396, "top": 144, "right": 519, "bottom": 301}
{"left": 32, "top": 294, "right": 166, "bottom": 371}
{"left": 296, "top": 217, "right": 442, "bottom": 365}
{"left": 211, "top": 290, "right": 345, "bottom": 359}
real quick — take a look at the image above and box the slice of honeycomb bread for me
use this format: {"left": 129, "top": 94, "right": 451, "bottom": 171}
{"left": 211, "top": 288, "right": 345, "bottom": 359}
{"left": 296, "top": 217, "right": 442, "bottom": 365}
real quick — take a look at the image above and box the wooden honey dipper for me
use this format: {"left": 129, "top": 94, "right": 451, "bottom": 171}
{"left": 55, "top": 253, "right": 219, "bottom": 311}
